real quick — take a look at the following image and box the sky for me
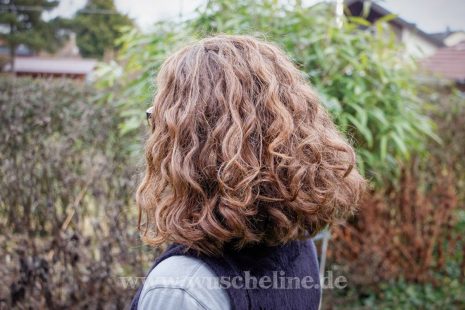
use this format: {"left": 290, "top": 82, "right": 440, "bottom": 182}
{"left": 50, "top": 0, "right": 465, "bottom": 34}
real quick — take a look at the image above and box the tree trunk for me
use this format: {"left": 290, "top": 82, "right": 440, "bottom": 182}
{"left": 9, "top": 43, "right": 16, "bottom": 72}
{"left": 9, "top": 18, "right": 16, "bottom": 73}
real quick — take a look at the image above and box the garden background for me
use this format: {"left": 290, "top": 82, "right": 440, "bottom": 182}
{"left": 1, "top": 0, "right": 465, "bottom": 308}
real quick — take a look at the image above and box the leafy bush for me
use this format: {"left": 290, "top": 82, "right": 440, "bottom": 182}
{"left": 427, "top": 90, "right": 465, "bottom": 202}
{"left": 0, "top": 77, "right": 152, "bottom": 308}
{"left": 373, "top": 277, "right": 465, "bottom": 309}
{"left": 96, "top": 0, "right": 436, "bottom": 182}
{"left": 324, "top": 276, "right": 465, "bottom": 309}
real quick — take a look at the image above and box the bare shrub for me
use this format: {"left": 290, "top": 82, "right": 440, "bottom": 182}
{"left": 330, "top": 162, "right": 460, "bottom": 285}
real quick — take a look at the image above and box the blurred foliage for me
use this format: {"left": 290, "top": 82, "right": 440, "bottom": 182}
{"left": 324, "top": 274, "right": 465, "bottom": 309}
{"left": 331, "top": 163, "right": 461, "bottom": 285}
{"left": 372, "top": 275, "right": 465, "bottom": 309}
{"left": 71, "top": 0, "right": 133, "bottom": 58}
{"left": 427, "top": 89, "right": 465, "bottom": 202}
{"left": 0, "top": 77, "right": 153, "bottom": 308}
{"left": 324, "top": 88, "right": 465, "bottom": 309}
{"left": 96, "top": 0, "right": 437, "bottom": 183}
{"left": 0, "top": 0, "right": 65, "bottom": 59}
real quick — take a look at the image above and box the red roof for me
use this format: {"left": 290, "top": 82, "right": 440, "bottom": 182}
{"left": 421, "top": 41, "right": 465, "bottom": 81}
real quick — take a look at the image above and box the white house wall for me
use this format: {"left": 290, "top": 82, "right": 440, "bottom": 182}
{"left": 401, "top": 28, "right": 438, "bottom": 59}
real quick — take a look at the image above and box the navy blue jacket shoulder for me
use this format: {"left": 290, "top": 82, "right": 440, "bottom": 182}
{"left": 130, "top": 239, "right": 321, "bottom": 310}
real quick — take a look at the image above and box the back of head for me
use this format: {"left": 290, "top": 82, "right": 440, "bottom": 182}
{"left": 137, "top": 35, "right": 365, "bottom": 255}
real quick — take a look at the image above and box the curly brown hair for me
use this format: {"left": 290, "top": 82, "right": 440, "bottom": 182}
{"left": 137, "top": 35, "right": 365, "bottom": 255}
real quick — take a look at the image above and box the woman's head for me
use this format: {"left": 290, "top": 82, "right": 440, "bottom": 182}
{"left": 137, "top": 35, "right": 365, "bottom": 255}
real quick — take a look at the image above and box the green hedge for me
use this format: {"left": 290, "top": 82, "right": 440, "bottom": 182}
{"left": 0, "top": 77, "right": 151, "bottom": 308}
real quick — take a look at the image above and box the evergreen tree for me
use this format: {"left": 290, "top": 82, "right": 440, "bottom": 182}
{"left": 0, "top": 0, "right": 62, "bottom": 66}
{"left": 73, "top": 0, "right": 132, "bottom": 59}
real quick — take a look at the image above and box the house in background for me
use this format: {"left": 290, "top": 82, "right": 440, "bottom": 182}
{"left": 3, "top": 57, "right": 97, "bottom": 80}
{"left": 345, "top": 0, "right": 443, "bottom": 59}
{"left": 430, "top": 29, "right": 465, "bottom": 47}
{"left": 421, "top": 42, "right": 465, "bottom": 91}
{"left": 424, "top": 29, "right": 465, "bottom": 90}
{"left": 346, "top": 0, "right": 465, "bottom": 90}
{"left": 1, "top": 33, "right": 97, "bottom": 80}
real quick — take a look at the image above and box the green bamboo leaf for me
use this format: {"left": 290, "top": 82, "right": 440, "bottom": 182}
{"left": 348, "top": 16, "right": 372, "bottom": 27}
{"left": 390, "top": 132, "right": 408, "bottom": 157}
{"left": 369, "top": 108, "right": 389, "bottom": 126}
{"left": 375, "top": 14, "right": 398, "bottom": 25}
{"left": 351, "top": 104, "right": 368, "bottom": 127}
{"left": 347, "top": 114, "right": 373, "bottom": 147}
{"left": 380, "top": 135, "right": 388, "bottom": 161}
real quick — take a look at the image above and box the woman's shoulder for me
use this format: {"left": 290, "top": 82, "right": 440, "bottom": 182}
{"left": 138, "top": 255, "right": 231, "bottom": 310}
{"left": 148, "top": 255, "right": 213, "bottom": 278}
